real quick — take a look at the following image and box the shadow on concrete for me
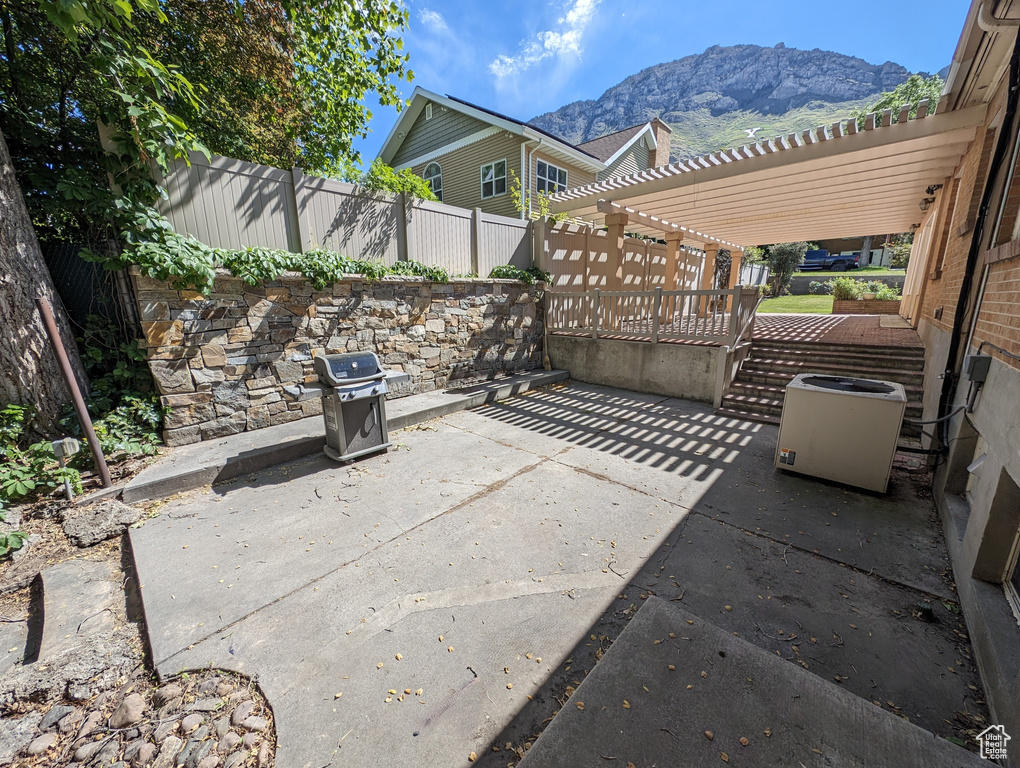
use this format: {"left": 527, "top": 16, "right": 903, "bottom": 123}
{"left": 461, "top": 385, "right": 988, "bottom": 764}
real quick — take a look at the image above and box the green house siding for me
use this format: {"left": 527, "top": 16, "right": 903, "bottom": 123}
{"left": 529, "top": 151, "right": 597, "bottom": 200}
{"left": 412, "top": 132, "right": 524, "bottom": 218}
{"left": 392, "top": 105, "right": 492, "bottom": 167}
{"left": 599, "top": 141, "right": 650, "bottom": 181}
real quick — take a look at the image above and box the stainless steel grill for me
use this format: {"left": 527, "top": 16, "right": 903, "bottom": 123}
{"left": 313, "top": 352, "right": 409, "bottom": 462}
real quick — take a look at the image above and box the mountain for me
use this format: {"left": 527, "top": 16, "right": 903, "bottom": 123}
{"left": 530, "top": 44, "right": 927, "bottom": 160}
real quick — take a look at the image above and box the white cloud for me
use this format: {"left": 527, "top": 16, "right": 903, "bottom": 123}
{"left": 489, "top": 0, "right": 600, "bottom": 77}
{"left": 418, "top": 8, "right": 448, "bottom": 32}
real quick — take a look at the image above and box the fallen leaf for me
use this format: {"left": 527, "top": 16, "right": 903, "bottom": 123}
{"left": 388, "top": 689, "right": 397, "bottom": 695}
{"left": 668, "top": 665, "right": 676, "bottom": 672}
{"left": 724, "top": 605, "right": 732, "bottom": 611}
{"left": 622, "top": 700, "right": 631, "bottom": 709}
{"left": 334, "top": 692, "right": 342, "bottom": 699}
{"left": 740, "top": 737, "right": 749, "bottom": 746}
{"left": 701, "top": 671, "right": 708, "bottom": 678}
{"left": 764, "top": 728, "right": 772, "bottom": 737}
{"left": 439, "top": 635, "right": 444, "bottom": 641}
{"left": 507, "top": 684, "right": 514, "bottom": 690}
{"left": 468, "top": 752, "right": 477, "bottom": 762}
{"left": 395, "top": 653, "right": 403, "bottom": 661}
{"left": 576, "top": 701, "right": 585, "bottom": 710}
{"left": 721, "top": 752, "right": 729, "bottom": 762}
{"left": 686, "top": 619, "right": 694, "bottom": 625}
{"left": 526, "top": 653, "right": 533, "bottom": 659}
{"left": 384, "top": 697, "right": 392, "bottom": 703}
{"left": 415, "top": 688, "right": 423, "bottom": 696}
{"left": 686, "top": 685, "right": 693, "bottom": 690}
{"left": 705, "top": 730, "right": 714, "bottom": 740}
{"left": 448, "top": 647, "right": 454, "bottom": 653}
{"left": 377, "top": 663, "right": 384, "bottom": 669}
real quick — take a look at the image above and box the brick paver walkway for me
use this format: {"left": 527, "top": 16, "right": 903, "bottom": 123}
{"left": 754, "top": 313, "right": 922, "bottom": 348}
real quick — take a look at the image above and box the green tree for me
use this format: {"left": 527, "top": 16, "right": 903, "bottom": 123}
{"left": 762, "top": 242, "right": 808, "bottom": 297}
{"left": 856, "top": 73, "right": 944, "bottom": 122}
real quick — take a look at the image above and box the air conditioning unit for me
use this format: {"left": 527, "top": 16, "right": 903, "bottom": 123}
{"left": 775, "top": 374, "right": 906, "bottom": 493}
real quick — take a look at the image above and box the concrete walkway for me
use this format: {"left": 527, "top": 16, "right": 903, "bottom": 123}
{"left": 129, "top": 383, "right": 986, "bottom": 767}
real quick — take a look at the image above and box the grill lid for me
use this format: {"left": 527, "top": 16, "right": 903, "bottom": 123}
{"left": 314, "top": 352, "right": 384, "bottom": 386}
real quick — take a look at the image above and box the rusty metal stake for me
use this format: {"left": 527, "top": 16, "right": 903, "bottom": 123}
{"left": 36, "top": 297, "right": 113, "bottom": 488}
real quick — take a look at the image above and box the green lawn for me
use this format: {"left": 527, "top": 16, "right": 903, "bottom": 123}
{"left": 759, "top": 294, "right": 834, "bottom": 314}
{"left": 797, "top": 266, "right": 903, "bottom": 277}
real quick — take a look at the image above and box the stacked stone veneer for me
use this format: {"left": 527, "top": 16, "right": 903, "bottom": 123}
{"left": 131, "top": 269, "right": 544, "bottom": 446}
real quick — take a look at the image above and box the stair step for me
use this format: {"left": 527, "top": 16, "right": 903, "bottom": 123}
{"left": 741, "top": 360, "right": 923, "bottom": 386}
{"left": 728, "top": 375, "right": 924, "bottom": 400}
{"left": 751, "top": 339, "right": 924, "bottom": 358}
{"left": 714, "top": 407, "right": 781, "bottom": 426}
{"left": 748, "top": 348, "right": 924, "bottom": 370}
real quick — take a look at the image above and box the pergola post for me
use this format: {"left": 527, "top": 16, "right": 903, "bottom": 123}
{"left": 664, "top": 231, "right": 684, "bottom": 290}
{"left": 726, "top": 248, "right": 744, "bottom": 311}
{"left": 699, "top": 244, "right": 719, "bottom": 317}
{"left": 604, "top": 212, "right": 628, "bottom": 290}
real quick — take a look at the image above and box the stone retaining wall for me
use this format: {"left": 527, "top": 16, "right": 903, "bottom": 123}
{"left": 131, "top": 269, "right": 544, "bottom": 446}
{"left": 832, "top": 299, "right": 903, "bottom": 315}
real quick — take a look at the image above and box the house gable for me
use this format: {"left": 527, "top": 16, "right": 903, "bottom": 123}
{"left": 391, "top": 105, "right": 492, "bottom": 168}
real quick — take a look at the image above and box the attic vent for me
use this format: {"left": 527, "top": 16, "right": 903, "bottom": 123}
{"left": 425, "top": 103, "right": 433, "bottom": 120}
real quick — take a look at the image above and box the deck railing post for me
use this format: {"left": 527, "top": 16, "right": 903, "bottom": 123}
{"left": 652, "top": 287, "right": 661, "bottom": 344}
{"left": 727, "top": 288, "right": 740, "bottom": 346}
{"left": 592, "top": 290, "right": 600, "bottom": 339}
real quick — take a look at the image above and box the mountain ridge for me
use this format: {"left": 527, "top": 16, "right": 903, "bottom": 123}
{"left": 530, "top": 44, "right": 939, "bottom": 160}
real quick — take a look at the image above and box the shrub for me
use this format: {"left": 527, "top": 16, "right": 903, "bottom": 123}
{"left": 387, "top": 260, "right": 450, "bottom": 283}
{"left": 827, "top": 276, "right": 865, "bottom": 301}
{"left": 489, "top": 265, "right": 551, "bottom": 285}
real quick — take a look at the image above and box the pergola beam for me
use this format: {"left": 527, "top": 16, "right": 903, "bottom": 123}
{"left": 595, "top": 200, "right": 744, "bottom": 250}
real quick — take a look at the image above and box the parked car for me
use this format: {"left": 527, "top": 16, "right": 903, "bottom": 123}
{"left": 798, "top": 249, "right": 860, "bottom": 272}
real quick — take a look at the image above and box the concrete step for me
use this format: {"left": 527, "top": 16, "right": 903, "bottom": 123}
{"left": 722, "top": 391, "right": 924, "bottom": 418}
{"left": 748, "top": 347, "right": 924, "bottom": 371}
{"left": 121, "top": 369, "right": 569, "bottom": 503}
{"left": 518, "top": 599, "right": 985, "bottom": 768}
{"left": 727, "top": 379, "right": 925, "bottom": 401}
{"left": 751, "top": 339, "right": 925, "bottom": 358}
{"left": 36, "top": 559, "right": 120, "bottom": 664}
{"left": 714, "top": 406, "right": 781, "bottom": 426}
{"left": 731, "top": 371, "right": 926, "bottom": 400}
{"left": 740, "top": 359, "right": 924, "bottom": 386}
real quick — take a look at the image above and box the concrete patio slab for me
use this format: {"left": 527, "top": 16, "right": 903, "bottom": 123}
{"left": 122, "top": 370, "right": 567, "bottom": 503}
{"left": 517, "top": 598, "right": 985, "bottom": 768}
{"left": 129, "top": 383, "right": 987, "bottom": 768}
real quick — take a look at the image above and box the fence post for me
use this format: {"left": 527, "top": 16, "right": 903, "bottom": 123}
{"left": 397, "top": 192, "right": 411, "bottom": 262}
{"left": 532, "top": 216, "right": 548, "bottom": 272}
{"left": 592, "top": 290, "right": 600, "bottom": 340}
{"left": 652, "top": 287, "right": 661, "bottom": 344}
{"left": 291, "top": 167, "right": 311, "bottom": 253}
{"left": 471, "top": 207, "right": 481, "bottom": 276}
{"left": 727, "top": 289, "right": 740, "bottom": 346}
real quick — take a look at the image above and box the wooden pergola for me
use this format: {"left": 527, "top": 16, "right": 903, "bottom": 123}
{"left": 550, "top": 101, "right": 986, "bottom": 291}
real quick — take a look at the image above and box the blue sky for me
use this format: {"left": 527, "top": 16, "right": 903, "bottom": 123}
{"left": 353, "top": 0, "right": 969, "bottom": 164}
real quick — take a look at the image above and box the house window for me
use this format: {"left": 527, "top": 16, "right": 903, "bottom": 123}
{"left": 537, "top": 160, "right": 568, "bottom": 193}
{"left": 481, "top": 159, "right": 507, "bottom": 199}
{"left": 425, "top": 103, "right": 433, "bottom": 120}
{"left": 423, "top": 162, "right": 442, "bottom": 201}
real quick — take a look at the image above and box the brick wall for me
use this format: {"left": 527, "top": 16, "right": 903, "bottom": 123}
{"left": 132, "top": 269, "right": 545, "bottom": 446}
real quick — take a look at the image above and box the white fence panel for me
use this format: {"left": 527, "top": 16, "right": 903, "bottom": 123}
{"left": 408, "top": 200, "right": 474, "bottom": 275}
{"left": 740, "top": 262, "right": 770, "bottom": 286}
{"left": 478, "top": 212, "right": 531, "bottom": 276}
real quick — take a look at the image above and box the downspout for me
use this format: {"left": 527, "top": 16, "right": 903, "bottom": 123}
{"left": 526, "top": 137, "right": 544, "bottom": 218}
{"left": 936, "top": 21, "right": 1020, "bottom": 446}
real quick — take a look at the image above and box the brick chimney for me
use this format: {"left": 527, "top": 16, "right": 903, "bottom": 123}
{"left": 650, "top": 118, "right": 672, "bottom": 167}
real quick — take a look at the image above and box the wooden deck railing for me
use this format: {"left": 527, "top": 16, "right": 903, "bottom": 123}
{"left": 547, "top": 286, "right": 761, "bottom": 347}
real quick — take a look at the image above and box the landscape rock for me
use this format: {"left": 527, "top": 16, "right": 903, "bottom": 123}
{"left": 0, "top": 630, "right": 136, "bottom": 708}
{"left": 217, "top": 733, "right": 241, "bottom": 753}
{"left": 39, "top": 704, "right": 75, "bottom": 731}
{"left": 154, "top": 683, "right": 183, "bottom": 707}
{"left": 110, "top": 692, "right": 146, "bottom": 728}
{"left": 257, "top": 741, "right": 270, "bottom": 767}
{"left": 73, "top": 739, "right": 104, "bottom": 762}
{"left": 180, "top": 714, "right": 203, "bottom": 733}
{"left": 212, "top": 717, "right": 230, "bottom": 739}
{"left": 229, "top": 701, "right": 254, "bottom": 726}
{"left": 197, "top": 756, "right": 220, "bottom": 768}
{"left": 241, "top": 734, "right": 259, "bottom": 749}
{"left": 239, "top": 716, "right": 267, "bottom": 733}
{"left": 25, "top": 732, "right": 57, "bottom": 756}
{"left": 95, "top": 739, "right": 121, "bottom": 765}
{"left": 153, "top": 736, "right": 183, "bottom": 768}
{"left": 223, "top": 752, "right": 246, "bottom": 768}
{"left": 134, "top": 742, "right": 158, "bottom": 766}
{"left": 0, "top": 711, "right": 42, "bottom": 763}
{"left": 188, "top": 697, "right": 221, "bottom": 712}
{"left": 77, "top": 710, "right": 104, "bottom": 738}
{"left": 154, "top": 721, "right": 179, "bottom": 743}
{"left": 62, "top": 500, "right": 142, "bottom": 547}
{"left": 185, "top": 739, "right": 214, "bottom": 768}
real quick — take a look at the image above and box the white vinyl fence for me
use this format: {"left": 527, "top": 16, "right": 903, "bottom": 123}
{"left": 157, "top": 152, "right": 532, "bottom": 274}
